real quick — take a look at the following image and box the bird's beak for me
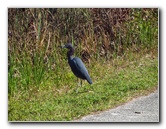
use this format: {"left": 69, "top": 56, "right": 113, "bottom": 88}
{"left": 59, "top": 45, "right": 66, "bottom": 48}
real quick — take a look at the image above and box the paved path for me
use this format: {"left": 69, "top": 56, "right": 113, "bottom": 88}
{"left": 77, "top": 90, "right": 159, "bottom": 122}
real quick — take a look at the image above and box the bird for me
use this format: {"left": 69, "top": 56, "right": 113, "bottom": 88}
{"left": 61, "top": 43, "right": 92, "bottom": 87}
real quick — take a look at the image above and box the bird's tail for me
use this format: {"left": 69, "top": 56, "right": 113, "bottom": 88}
{"left": 87, "top": 78, "right": 93, "bottom": 84}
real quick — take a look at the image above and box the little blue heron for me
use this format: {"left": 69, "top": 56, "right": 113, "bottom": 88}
{"left": 61, "top": 43, "right": 93, "bottom": 86}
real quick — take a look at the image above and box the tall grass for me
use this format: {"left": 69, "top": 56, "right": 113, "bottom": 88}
{"left": 8, "top": 8, "right": 158, "bottom": 95}
{"left": 8, "top": 8, "right": 158, "bottom": 121}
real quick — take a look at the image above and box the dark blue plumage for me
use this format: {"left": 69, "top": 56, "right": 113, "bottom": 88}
{"left": 61, "top": 43, "right": 92, "bottom": 84}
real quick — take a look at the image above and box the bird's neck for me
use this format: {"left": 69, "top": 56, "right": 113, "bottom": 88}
{"left": 67, "top": 48, "right": 74, "bottom": 61}
{"left": 68, "top": 56, "right": 73, "bottom": 61}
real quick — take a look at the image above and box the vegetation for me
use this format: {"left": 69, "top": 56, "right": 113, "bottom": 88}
{"left": 8, "top": 8, "right": 158, "bottom": 121}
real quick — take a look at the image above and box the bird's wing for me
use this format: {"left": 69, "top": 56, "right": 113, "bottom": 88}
{"left": 73, "top": 57, "right": 89, "bottom": 77}
{"left": 71, "top": 57, "right": 92, "bottom": 84}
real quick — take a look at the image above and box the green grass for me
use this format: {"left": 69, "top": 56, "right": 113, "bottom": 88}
{"left": 8, "top": 8, "right": 158, "bottom": 93}
{"left": 8, "top": 50, "right": 158, "bottom": 121}
{"left": 8, "top": 8, "right": 158, "bottom": 121}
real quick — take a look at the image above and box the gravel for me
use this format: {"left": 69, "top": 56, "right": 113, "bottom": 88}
{"left": 76, "top": 90, "right": 159, "bottom": 122}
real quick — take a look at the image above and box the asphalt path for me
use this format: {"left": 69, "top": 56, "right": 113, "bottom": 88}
{"left": 77, "top": 90, "right": 159, "bottom": 122}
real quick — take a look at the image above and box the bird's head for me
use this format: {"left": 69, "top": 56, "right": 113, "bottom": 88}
{"left": 60, "top": 43, "right": 74, "bottom": 57}
{"left": 61, "top": 43, "right": 73, "bottom": 49}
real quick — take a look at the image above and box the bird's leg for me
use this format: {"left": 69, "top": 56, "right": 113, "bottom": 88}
{"left": 77, "top": 78, "right": 82, "bottom": 87}
{"left": 75, "top": 78, "right": 80, "bottom": 93}
{"left": 75, "top": 78, "right": 83, "bottom": 93}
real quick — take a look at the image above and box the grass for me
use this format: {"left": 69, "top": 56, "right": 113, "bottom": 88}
{"left": 8, "top": 48, "right": 158, "bottom": 121}
{"left": 8, "top": 8, "right": 158, "bottom": 121}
